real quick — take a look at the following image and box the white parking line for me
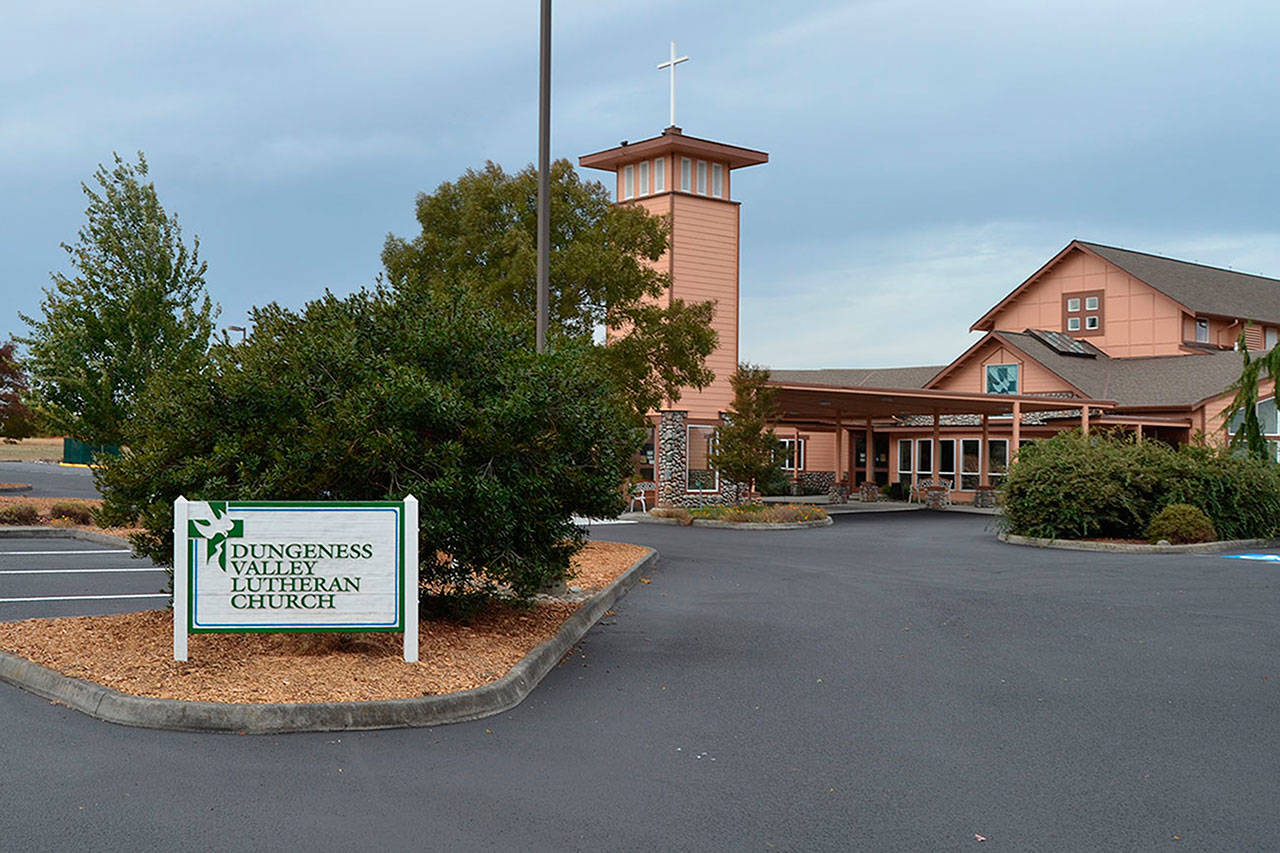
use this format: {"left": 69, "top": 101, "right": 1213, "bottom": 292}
{"left": 0, "top": 593, "right": 168, "bottom": 603}
{"left": 0, "top": 549, "right": 133, "bottom": 556}
{"left": 0, "top": 568, "right": 163, "bottom": 575}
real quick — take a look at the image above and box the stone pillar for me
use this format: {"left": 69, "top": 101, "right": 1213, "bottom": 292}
{"left": 657, "top": 410, "right": 687, "bottom": 507}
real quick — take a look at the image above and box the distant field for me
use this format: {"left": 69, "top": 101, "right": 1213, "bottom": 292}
{"left": 0, "top": 437, "right": 63, "bottom": 462}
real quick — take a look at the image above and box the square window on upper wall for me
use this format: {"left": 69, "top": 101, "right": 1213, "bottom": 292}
{"left": 985, "top": 363, "right": 1019, "bottom": 395}
{"left": 1067, "top": 298, "right": 1081, "bottom": 312}
{"left": 1067, "top": 316, "right": 1081, "bottom": 331}
{"left": 1085, "top": 316, "right": 1099, "bottom": 330}
{"left": 1085, "top": 296, "right": 1099, "bottom": 311}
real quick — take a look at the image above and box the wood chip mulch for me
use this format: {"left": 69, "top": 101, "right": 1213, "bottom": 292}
{"left": 0, "top": 540, "right": 650, "bottom": 705}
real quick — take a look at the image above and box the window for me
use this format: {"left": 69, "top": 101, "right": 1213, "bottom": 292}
{"left": 1196, "top": 318, "right": 1210, "bottom": 344}
{"left": 1064, "top": 291, "right": 1103, "bottom": 335}
{"left": 938, "top": 439, "right": 956, "bottom": 481}
{"left": 988, "top": 439, "right": 1009, "bottom": 482}
{"left": 681, "top": 158, "right": 692, "bottom": 191}
{"left": 638, "top": 161, "right": 649, "bottom": 196}
{"left": 654, "top": 158, "right": 665, "bottom": 192}
{"left": 960, "top": 439, "right": 981, "bottom": 490}
{"left": 898, "top": 439, "right": 912, "bottom": 476}
{"left": 985, "top": 363, "right": 1019, "bottom": 395}
{"left": 779, "top": 438, "right": 805, "bottom": 471}
{"left": 1066, "top": 298, "right": 1081, "bottom": 312}
{"left": 623, "top": 164, "right": 634, "bottom": 199}
{"left": 712, "top": 163, "right": 723, "bottom": 197}
{"left": 687, "top": 425, "right": 718, "bottom": 492}
{"left": 915, "top": 439, "right": 933, "bottom": 475}
{"left": 697, "top": 161, "right": 707, "bottom": 194}
{"left": 1267, "top": 327, "right": 1279, "bottom": 350}
{"left": 1067, "top": 317, "right": 1081, "bottom": 331}
{"left": 1228, "top": 397, "right": 1280, "bottom": 436}
{"left": 1085, "top": 296, "right": 1099, "bottom": 310}
{"left": 1085, "top": 316, "right": 1099, "bottom": 330}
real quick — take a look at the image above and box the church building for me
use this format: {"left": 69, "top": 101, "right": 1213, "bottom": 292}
{"left": 581, "top": 126, "right": 1274, "bottom": 507}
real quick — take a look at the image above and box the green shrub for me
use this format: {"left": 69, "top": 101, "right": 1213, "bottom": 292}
{"left": 1001, "top": 431, "right": 1280, "bottom": 541}
{"left": 0, "top": 503, "right": 40, "bottom": 525}
{"left": 96, "top": 288, "right": 640, "bottom": 605}
{"left": 49, "top": 501, "right": 93, "bottom": 525}
{"left": 1145, "top": 504, "right": 1217, "bottom": 544}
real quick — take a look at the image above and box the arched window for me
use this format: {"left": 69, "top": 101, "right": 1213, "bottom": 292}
{"left": 1227, "top": 397, "right": 1280, "bottom": 459}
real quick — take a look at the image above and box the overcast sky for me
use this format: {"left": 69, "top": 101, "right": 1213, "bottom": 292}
{"left": 4, "top": 0, "right": 1279, "bottom": 369}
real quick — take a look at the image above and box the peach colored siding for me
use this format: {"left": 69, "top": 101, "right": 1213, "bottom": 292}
{"left": 986, "top": 247, "right": 1192, "bottom": 357}
{"left": 931, "top": 341, "right": 1077, "bottom": 396}
{"left": 665, "top": 193, "right": 740, "bottom": 420}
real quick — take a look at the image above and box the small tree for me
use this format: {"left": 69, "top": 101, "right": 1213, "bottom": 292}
{"left": 19, "top": 152, "right": 217, "bottom": 447}
{"left": 710, "top": 363, "right": 784, "bottom": 502}
{"left": 0, "top": 341, "right": 36, "bottom": 440}
{"left": 1224, "top": 328, "right": 1277, "bottom": 461}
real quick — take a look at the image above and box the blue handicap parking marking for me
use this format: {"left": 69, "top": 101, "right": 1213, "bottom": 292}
{"left": 1222, "top": 553, "right": 1280, "bottom": 561}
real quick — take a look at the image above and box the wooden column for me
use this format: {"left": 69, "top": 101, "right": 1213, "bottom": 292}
{"left": 792, "top": 426, "right": 801, "bottom": 487}
{"left": 1136, "top": 423, "right": 1144, "bottom": 443}
{"left": 864, "top": 417, "right": 874, "bottom": 485}
{"left": 1011, "top": 400, "right": 1022, "bottom": 458}
{"left": 980, "top": 413, "right": 990, "bottom": 487}
{"left": 834, "top": 411, "right": 844, "bottom": 488}
{"left": 1081, "top": 404, "right": 1090, "bottom": 435}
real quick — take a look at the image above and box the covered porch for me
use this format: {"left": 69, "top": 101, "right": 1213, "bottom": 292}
{"left": 770, "top": 382, "right": 1122, "bottom": 502}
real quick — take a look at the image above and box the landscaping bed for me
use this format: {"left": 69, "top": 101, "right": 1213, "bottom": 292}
{"left": 647, "top": 504, "right": 832, "bottom": 529}
{"left": 0, "top": 496, "right": 136, "bottom": 539}
{"left": 0, "top": 540, "right": 649, "bottom": 704}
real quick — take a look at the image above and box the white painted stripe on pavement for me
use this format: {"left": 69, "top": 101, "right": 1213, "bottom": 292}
{"left": 0, "top": 549, "right": 132, "bottom": 556}
{"left": 0, "top": 593, "right": 168, "bottom": 603}
{"left": 0, "top": 567, "right": 163, "bottom": 575}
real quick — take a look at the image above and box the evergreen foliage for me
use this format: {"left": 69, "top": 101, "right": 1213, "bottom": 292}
{"left": 1001, "top": 431, "right": 1280, "bottom": 541}
{"left": 19, "top": 153, "right": 216, "bottom": 447}
{"left": 1144, "top": 504, "right": 1217, "bottom": 544}
{"left": 709, "top": 363, "right": 783, "bottom": 500}
{"left": 381, "top": 159, "right": 717, "bottom": 418}
{"left": 1224, "top": 328, "right": 1277, "bottom": 461}
{"left": 96, "top": 287, "right": 640, "bottom": 604}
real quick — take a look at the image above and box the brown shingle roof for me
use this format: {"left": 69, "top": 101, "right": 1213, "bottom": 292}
{"left": 997, "top": 330, "right": 1241, "bottom": 408}
{"left": 769, "top": 366, "right": 945, "bottom": 390}
{"left": 1079, "top": 241, "right": 1280, "bottom": 325}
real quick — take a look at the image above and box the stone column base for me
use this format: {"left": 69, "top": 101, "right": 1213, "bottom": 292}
{"left": 859, "top": 482, "right": 879, "bottom": 503}
{"left": 973, "top": 486, "right": 998, "bottom": 508}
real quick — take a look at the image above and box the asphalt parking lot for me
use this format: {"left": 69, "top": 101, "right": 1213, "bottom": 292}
{"left": 0, "top": 460, "right": 102, "bottom": 499}
{"left": 1, "top": 511, "right": 1278, "bottom": 851}
{"left": 0, "top": 536, "right": 165, "bottom": 621}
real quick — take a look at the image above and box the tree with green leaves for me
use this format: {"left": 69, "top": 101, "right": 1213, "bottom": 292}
{"left": 0, "top": 341, "right": 36, "bottom": 440}
{"left": 381, "top": 159, "right": 717, "bottom": 420}
{"left": 709, "top": 363, "right": 784, "bottom": 501}
{"left": 19, "top": 152, "right": 217, "bottom": 447}
{"left": 96, "top": 286, "right": 640, "bottom": 605}
{"left": 1224, "top": 328, "right": 1277, "bottom": 461}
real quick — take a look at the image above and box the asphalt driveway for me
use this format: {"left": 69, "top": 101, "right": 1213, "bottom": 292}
{"left": 1, "top": 512, "right": 1277, "bottom": 851}
{"left": 0, "top": 461, "right": 100, "bottom": 499}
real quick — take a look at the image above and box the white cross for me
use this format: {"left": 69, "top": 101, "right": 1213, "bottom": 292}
{"left": 657, "top": 41, "right": 689, "bottom": 128}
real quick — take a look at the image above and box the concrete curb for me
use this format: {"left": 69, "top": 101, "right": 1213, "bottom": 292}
{"left": 631, "top": 514, "right": 833, "bottom": 531}
{"left": 0, "top": 483, "right": 33, "bottom": 494}
{"left": 997, "top": 532, "right": 1278, "bottom": 554}
{"left": 0, "top": 526, "right": 134, "bottom": 550}
{"left": 0, "top": 548, "right": 659, "bottom": 734}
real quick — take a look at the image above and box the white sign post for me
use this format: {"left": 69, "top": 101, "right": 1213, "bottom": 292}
{"left": 173, "top": 496, "right": 419, "bottom": 663}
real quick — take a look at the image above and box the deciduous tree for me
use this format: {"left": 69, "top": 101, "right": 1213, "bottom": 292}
{"left": 381, "top": 159, "right": 717, "bottom": 419}
{"left": 0, "top": 341, "right": 35, "bottom": 440}
{"left": 19, "top": 152, "right": 217, "bottom": 447}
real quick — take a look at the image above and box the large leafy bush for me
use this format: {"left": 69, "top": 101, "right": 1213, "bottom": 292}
{"left": 97, "top": 287, "right": 640, "bottom": 603}
{"left": 1001, "top": 431, "right": 1280, "bottom": 541}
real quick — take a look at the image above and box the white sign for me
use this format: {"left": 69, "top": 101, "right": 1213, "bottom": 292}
{"left": 173, "top": 497, "right": 418, "bottom": 662}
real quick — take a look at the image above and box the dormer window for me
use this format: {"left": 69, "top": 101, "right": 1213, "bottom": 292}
{"left": 1196, "top": 318, "right": 1210, "bottom": 343}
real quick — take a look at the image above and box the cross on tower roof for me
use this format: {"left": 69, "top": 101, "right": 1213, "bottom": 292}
{"left": 656, "top": 41, "right": 689, "bottom": 129}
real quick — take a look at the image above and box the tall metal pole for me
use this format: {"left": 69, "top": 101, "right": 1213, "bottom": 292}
{"left": 535, "top": 0, "right": 551, "bottom": 352}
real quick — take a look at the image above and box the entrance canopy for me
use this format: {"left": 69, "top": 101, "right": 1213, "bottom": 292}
{"left": 771, "top": 382, "right": 1115, "bottom": 423}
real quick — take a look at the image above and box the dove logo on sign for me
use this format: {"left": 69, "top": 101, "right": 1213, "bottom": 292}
{"left": 187, "top": 501, "right": 244, "bottom": 572}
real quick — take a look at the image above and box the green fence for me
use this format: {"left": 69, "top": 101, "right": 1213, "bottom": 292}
{"left": 62, "top": 437, "right": 120, "bottom": 466}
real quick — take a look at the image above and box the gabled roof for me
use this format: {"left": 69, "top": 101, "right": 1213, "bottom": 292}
{"left": 957, "top": 329, "right": 1242, "bottom": 409}
{"left": 971, "top": 240, "right": 1280, "bottom": 331}
{"left": 769, "top": 365, "right": 946, "bottom": 390}
{"left": 1078, "top": 242, "right": 1280, "bottom": 324}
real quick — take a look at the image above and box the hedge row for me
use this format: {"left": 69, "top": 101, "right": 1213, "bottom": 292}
{"left": 1000, "top": 431, "right": 1280, "bottom": 541}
